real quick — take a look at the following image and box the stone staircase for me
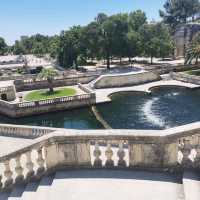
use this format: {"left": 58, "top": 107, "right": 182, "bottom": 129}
{"left": 0, "top": 169, "right": 190, "bottom": 200}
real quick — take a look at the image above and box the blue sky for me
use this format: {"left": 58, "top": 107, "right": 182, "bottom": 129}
{"left": 0, "top": 0, "right": 166, "bottom": 44}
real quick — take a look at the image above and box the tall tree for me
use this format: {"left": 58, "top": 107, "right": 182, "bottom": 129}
{"left": 140, "top": 23, "right": 174, "bottom": 64}
{"left": 160, "top": 0, "right": 200, "bottom": 30}
{"left": 58, "top": 26, "right": 84, "bottom": 69}
{"left": 128, "top": 10, "right": 147, "bottom": 31}
{"left": 0, "top": 37, "right": 7, "bottom": 55}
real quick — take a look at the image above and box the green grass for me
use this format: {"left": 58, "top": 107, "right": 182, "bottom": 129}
{"left": 24, "top": 88, "right": 77, "bottom": 101}
{"left": 185, "top": 69, "right": 200, "bottom": 76}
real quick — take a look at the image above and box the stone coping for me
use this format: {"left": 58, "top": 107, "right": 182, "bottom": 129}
{"left": 1, "top": 121, "right": 200, "bottom": 161}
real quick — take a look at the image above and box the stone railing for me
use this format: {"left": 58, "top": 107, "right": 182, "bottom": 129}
{"left": 171, "top": 71, "right": 200, "bottom": 85}
{"left": 0, "top": 86, "right": 14, "bottom": 93}
{"left": 0, "top": 92, "right": 96, "bottom": 117}
{"left": 1, "top": 122, "right": 200, "bottom": 190}
{"left": 14, "top": 74, "right": 98, "bottom": 92}
{"left": 0, "top": 124, "right": 55, "bottom": 139}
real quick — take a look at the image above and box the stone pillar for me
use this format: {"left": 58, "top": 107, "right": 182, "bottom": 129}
{"left": 129, "top": 142, "right": 164, "bottom": 169}
{"left": 45, "top": 140, "right": 91, "bottom": 171}
{"left": 163, "top": 142, "right": 179, "bottom": 168}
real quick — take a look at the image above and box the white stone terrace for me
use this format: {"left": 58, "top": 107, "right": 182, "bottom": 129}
{"left": 93, "top": 79, "right": 200, "bottom": 103}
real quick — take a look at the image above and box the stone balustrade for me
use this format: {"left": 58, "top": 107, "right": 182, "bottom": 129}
{"left": 14, "top": 74, "right": 98, "bottom": 92}
{"left": 0, "top": 91, "right": 96, "bottom": 117}
{"left": 0, "top": 122, "right": 200, "bottom": 190}
{"left": 0, "top": 124, "right": 55, "bottom": 139}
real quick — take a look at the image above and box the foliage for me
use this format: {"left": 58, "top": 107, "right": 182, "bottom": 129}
{"left": 185, "top": 33, "right": 200, "bottom": 64}
{"left": 0, "top": 37, "right": 8, "bottom": 55}
{"left": 139, "top": 23, "right": 174, "bottom": 64}
{"left": 8, "top": 8, "right": 174, "bottom": 68}
{"left": 24, "top": 88, "right": 76, "bottom": 101}
{"left": 38, "top": 68, "right": 58, "bottom": 92}
{"left": 160, "top": 0, "right": 200, "bottom": 30}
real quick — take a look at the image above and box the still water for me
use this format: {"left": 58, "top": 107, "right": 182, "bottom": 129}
{"left": 1, "top": 87, "right": 200, "bottom": 130}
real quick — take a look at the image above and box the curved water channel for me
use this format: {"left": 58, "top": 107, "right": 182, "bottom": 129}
{"left": 1, "top": 86, "right": 200, "bottom": 130}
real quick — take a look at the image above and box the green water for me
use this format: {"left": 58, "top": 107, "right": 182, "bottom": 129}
{"left": 1, "top": 87, "right": 200, "bottom": 130}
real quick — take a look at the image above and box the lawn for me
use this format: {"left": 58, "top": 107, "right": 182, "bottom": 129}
{"left": 24, "top": 88, "right": 77, "bottom": 101}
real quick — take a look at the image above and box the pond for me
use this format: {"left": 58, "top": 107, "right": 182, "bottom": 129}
{"left": 0, "top": 86, "right": 200, "bottom": 130}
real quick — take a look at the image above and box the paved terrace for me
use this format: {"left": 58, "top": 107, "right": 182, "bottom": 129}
{"left": 93, "top": 79, "right": 200, "bottom": 103}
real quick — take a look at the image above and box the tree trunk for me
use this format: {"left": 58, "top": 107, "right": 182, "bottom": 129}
{"left": 48, "top": 79, "right": 54, "bottom": 93}
{"left": 106, "top": 51, "right": 110, "bottom": 70}
{"left": 150, "top": 56, "right": 153, "bottom": 65}
{"left": 120, "top": 56, "right": 122, "bottom": 65}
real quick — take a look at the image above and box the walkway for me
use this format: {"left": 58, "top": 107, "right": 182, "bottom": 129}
{"left": 94, "top": 80, "right": 200, "bottom": 103}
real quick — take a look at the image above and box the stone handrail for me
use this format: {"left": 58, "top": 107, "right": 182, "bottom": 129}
{"left": 1, "top": 122, "right": 200, "bottom": 190}
{"left": 0, "top": 124, "right": 55, "bottom": 139}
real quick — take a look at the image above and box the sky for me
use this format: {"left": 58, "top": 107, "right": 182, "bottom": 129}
{"left": 0, "top": 0, "right": 166, "bottom": 45}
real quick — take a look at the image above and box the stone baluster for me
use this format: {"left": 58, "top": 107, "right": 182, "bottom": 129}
{"left": 93, "top": 142, "right": 102, "bottom": 168}
{"left": 36, "top": 147, "right": 45, "bottom": 176}
{"left": 15, "top": 155, "right": 24, "bottom": 184}
{"left": 117, "top": 142, "right": 126, "bottom": 167}
{"left": 4, "top": 160, "right": 13, "bottom": 188}
{"left": 105, "top": 142, "right": 114, "bottom": 168}
{"left": 25, "top": 151, "right": 34, "bottom": 180}
{"left": 179, "top": 139, "right": 192, "bottom": 168}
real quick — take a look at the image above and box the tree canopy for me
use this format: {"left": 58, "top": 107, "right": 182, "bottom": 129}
{"left": 160, "top": 0, "right": 200, "bottom": 30}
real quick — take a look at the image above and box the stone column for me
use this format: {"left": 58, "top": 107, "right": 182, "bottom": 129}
{"left": 163, "top": 142, "right": 179, "bottom": 168}
{"left": 45, "top": 140, "right": 91, "bottom": 171}
{"left": 129, "top": 141, "right": 164, "bottom": 169}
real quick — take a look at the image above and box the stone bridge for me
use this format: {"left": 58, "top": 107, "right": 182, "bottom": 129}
{"left": 94, "top": 79, "right": 200, "bottom": 103}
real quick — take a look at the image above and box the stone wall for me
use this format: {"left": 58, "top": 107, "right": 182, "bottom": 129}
{"left": 0, "top": 86, "right": 96, "bottom": 118}
{"left": 93, "top": 71, "right": 161, "bottom": 89}
{"left": 0, "top": 85, "right": 16, "bottom": 101}
{"left": 14, "top": 74, "right": 98, "bottom": 92}
{"left": 171, "top": 71, "right": 200, "bottom": 85}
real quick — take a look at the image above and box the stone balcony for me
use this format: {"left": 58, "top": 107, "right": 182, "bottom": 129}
{"left": 0, "top": 122, "right": 200, "bottom": 199}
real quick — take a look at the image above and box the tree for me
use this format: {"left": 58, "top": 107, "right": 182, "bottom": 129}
{"left": 0, "top": 37, "right": 7, "bottom": 55}
{"left": 58, "top": 26, "right": 84, "bottom": 69}
{"left": 126, "top": 30, "right": 142, "bottom": 62}
{"left": 13, "top": 40, "right": 26, "bottom": 55}
{"left": 140, "top": 23, "right": 174, "bottom": 64}
{"left": 160, "top": 0, "right": 200, "bottom": 30}
{"left": 185, "top": 33, "right": 200, "bottom": 64}
{"left": 128, "top": 10, "right": 147, "bottom": 31}
{"left": 38, "top": 68, "right": 58, "bottom": 93}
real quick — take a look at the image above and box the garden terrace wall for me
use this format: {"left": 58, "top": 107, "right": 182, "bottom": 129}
{"left": 0, "top": 92, "right": 96, "bottom": 118}
{"left": 93, "top": 71, "right": 161, "bottom": 89}
{"left": 14, "top": 74, "right": 98, "bottom": 92}
{"left": 147, "top": 64, "right": 200, "bottom": 75}
{"left": 1, "top": 122, "right": 200, "bottom": 190}
{"left": 171, "top": 71, "right": 200, "bottom": 85}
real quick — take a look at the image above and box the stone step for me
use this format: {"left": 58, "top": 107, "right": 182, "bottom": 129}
{"left": 182, "top": 171, "right": 200, "bottom": 200}
{"left": 33, "top": 174, "right": 55, "bottom": 200}
{"left": 20, "top": 181, "right": 39, "bottom": 200}
{"left": 0, "top": 191, "right": 10, "bottom": 200}
{"left": 48, "top": 169, "right": 182, "bottom": 200}
{"left": 8, "top": 185, "right": 26, "bottom": 200}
